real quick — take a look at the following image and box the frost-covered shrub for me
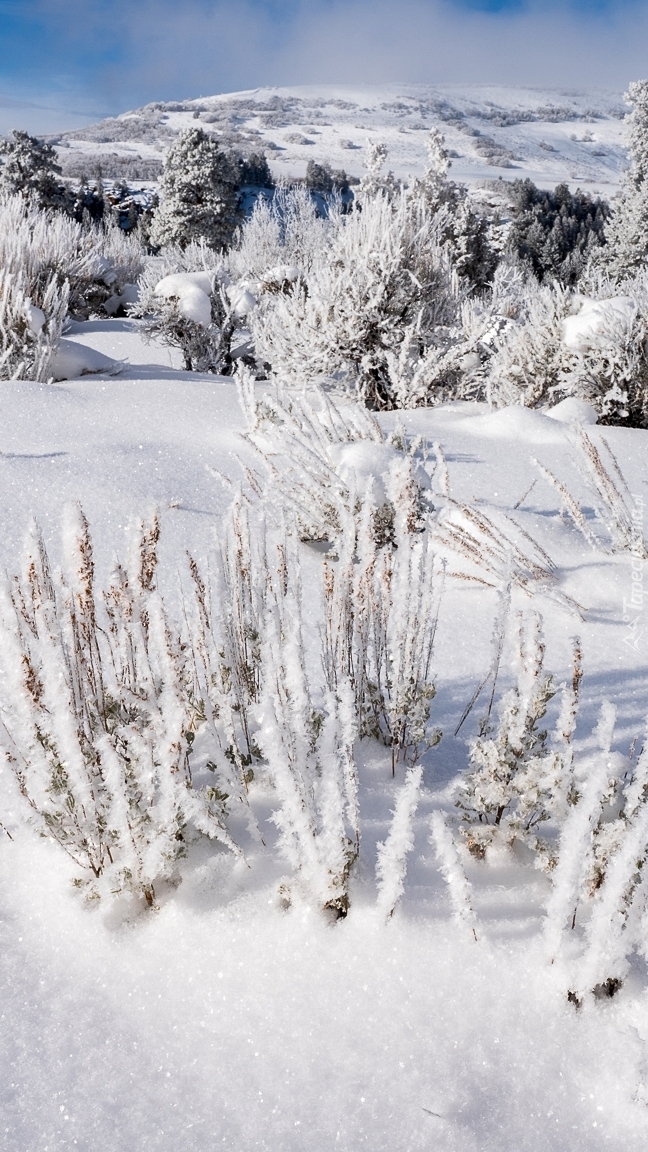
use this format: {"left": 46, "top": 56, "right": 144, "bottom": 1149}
{"left": 185, "top": 497, "right": 265, "bottom": 838}
{"left": 487, "top": 274, "right": 648, "bottom": 425}
{"left": 535, "top": 426, "right": 648, "bottom": 557}
{"left": 251, "top": 188, "right": 463, "bottom": 408}
{"left": 0, "top": 509, "right": 240, "bottom": 906}
{"left": 0, "top": 193, "right": 144, "bottom": 320}
{"left": 455, "top": 612, "right": 564, "bottom": 862}
{"left": 0, "top": 267, "right": 68, "bottom": 381}
{"left": 543, "top": 701, "right": 648, "bottom": 1002}
{"left": 375, "top": 763, "right": 425, "bottom": 920}
{"left": 227, "top": 184, "right": 336, "bottom": 284}
{"left": 132, "top": 241, "right": 253, "bottom": 372}
{"left": 257, "top": 532, "right": 359, "bottom": 918}
{"left": 150, "top": 127, "right": 241, "bottom": 251}
{"left": 235, "top": 373, "right": 432, "bottom": 546}
{"left": 323, "top": 493, "right": 442, "bottom": 773}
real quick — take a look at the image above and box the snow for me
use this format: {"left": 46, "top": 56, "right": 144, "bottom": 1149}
{"left": 329, "top": 439, "right": 429, "bottom": 503}
{"left": 26, "top": 302, "right": 46, "bottom": 333}
{"left": 154, "top": 271, "right": 215, "bottom": 327}
{"left": 562, "top": 295, "right": 637, "bottom": 351}
{"left": 1, "top": 318, "right": 648, "bottom": 1151}
{"left": 50, "top": 337, "right": 122, "bottom": 381}
{"left": 226, "top": 283, "right": 257, "bottom": 317}
{"left": 545, "top": 397, "right": 599, "bottom": 424}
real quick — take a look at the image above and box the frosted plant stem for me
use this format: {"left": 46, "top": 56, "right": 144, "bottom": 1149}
{"left": 429, "top": 811, "right": 478, "bottom": 941}
{"left": 544, "top": 701, "right": 617, "bottom": 960}
{"left": 375, "top": 764, "right": 423, "bottom": 920}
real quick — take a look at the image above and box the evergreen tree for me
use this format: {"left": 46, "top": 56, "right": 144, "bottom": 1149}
{"left": 238, "top": 151, "right": 274, "bottom": 188}
{"left": 507, "top": 178, "right": 609, "bottom": 284}
{"left": 0, "top": 130, "right": 67, "bottom": 210}
{"left": 414, "top": 130, "right": 498, "bottom": 293}
{"left": 602, "top": 80, "right": 648, "bottom": 279}
{"left": 150, "top": 127, "right": 241, "bottom": 251}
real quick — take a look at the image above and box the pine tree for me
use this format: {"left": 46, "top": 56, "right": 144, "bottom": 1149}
{"left": 0, "top": 130, "right": 67, "bottom": 210}
{"left": 507, "top": 178, "right": 609, "bottom": 284}
{"left": 149, "top": 127, "right": 241, "bottom": 251}
{"left": 413, "top": 131, "right": 497, "bottom": 293}
{"left": 601, "top": 80, "right": 648, "bottom": 279}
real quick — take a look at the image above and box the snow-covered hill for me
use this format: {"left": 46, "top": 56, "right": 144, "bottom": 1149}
{"left": 55, "top": 83, "right": 630, "bottom": 195}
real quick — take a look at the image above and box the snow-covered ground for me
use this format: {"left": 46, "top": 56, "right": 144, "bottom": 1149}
{"left": 55, "top": 83, "right": 630, "bottom": 195}
{"left": 1, "top": 320, "right": 647, "bottom": 1151}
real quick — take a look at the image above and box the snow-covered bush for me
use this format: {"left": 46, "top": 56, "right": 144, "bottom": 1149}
{"left": 0, "top": 509, "right": 240, "bottom": 906}
{"left": 257, "top": 531, "right": 359, "bottom": 918}
{"left": 323, "top": 491, "right": 442, "bottom": 772}
{"left": 251, "top": 187, "right": 464, "bottom": 407}
{"left": 0, "top": 266, "right": 68, "bottom": 381}
{"left": 184, "top": 497, "right": 265, "bottom": 837}
{"left": 535, "top": 426, "right": 648, "bottom": 557}
{"left": 132, "top": 241, "right": 253, "bottom": 372}
{"left": 235, "top": 374, "right": 431, "bottom": 545}
{"left": 455, "top": 612, "right": 564, "bottom": 862}
{"left": 150, "top": 127, "right": 241, "bottom": 251}
{"left": 0, "top": 193, "right": 144, "bottom": 321}
{"left": 543, "top": 701, "right": 648, "bottom": 1002}
{"left": 375, "top": 763, "right": 425, "bottom": 919}
{"left": 487, "top": 274, "right": 648, "bottom": 425}
{"left": 227, "top": 183, "right": 336, "bottom": 284}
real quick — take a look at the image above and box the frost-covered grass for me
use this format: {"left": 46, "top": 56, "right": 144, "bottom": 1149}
{"left": 0, "top": 319, "right": 648, "bottom": 1150}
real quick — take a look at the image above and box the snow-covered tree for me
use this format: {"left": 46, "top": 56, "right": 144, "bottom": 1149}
{"left": 0, "top": 130, "right": 67, "bottom": 210}
{"left": 600, "top": 80, "right": 648, "bottom": 279}
{"left": 150, "top": 127, "right": 241, "bottom": 251}
{"left": 507, "top": 179, "right": 609, "bottom": 285}
{"left": 412, "top": 130, "right": 497, "bottom": 293}
{"left": 357, "top": 140, "right": 398, "bottom": 202}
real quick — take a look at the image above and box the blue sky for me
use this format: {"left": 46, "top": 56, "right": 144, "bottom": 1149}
{"left": 0, "top": 0, "right": 646, "bottom": 133}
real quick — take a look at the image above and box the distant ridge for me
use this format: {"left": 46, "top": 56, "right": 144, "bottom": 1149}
{"left": 54, "top": 83, "right": 628, "bottom": 194}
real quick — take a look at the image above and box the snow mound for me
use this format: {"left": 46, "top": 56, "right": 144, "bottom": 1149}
{"left": 562, "top": 296, "right": 636, "bottom": 351}
{"left": 545, "top": 397, "right": 598, "bottom": 424}
{"left": 26, "top": 303, "right": 46, "bottom": 334}
{"left": 50, "top": 339, "right": 122, "bottom": 381}
{"left": 457, "top": 405, "right": 568, "bottom": 444}
{"left": 154, "top": 271, "right": 215, "bottom": 328}
{"left": 329, "top": 441, "right": 429, "bottom": 503}
{"left": 226, "top": 284, "right": 257, "bottom": 317}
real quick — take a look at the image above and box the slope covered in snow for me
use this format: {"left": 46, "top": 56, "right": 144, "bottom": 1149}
{"left": 1, "top": 319, "right": 647, "bottom": 1151}
{"left": 55, "top": 82, "right": 630, "bottom": 194}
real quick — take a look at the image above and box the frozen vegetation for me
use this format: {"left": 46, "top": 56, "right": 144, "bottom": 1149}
{"left": 0, "top": 79, "right": 648, "bottom": 1152}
